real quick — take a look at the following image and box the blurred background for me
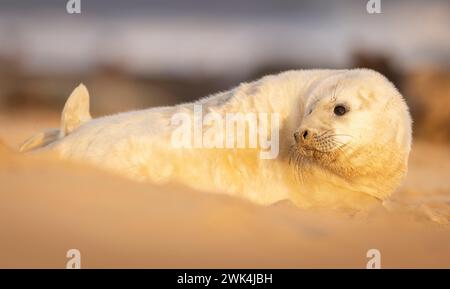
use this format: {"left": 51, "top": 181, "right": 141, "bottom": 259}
{"left": 0, "top": 0, "right": 449, "bottom": 143}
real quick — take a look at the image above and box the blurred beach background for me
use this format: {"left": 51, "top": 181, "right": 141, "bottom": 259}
{"left": 0, "top": 0, "right": 449, "bottom": 268}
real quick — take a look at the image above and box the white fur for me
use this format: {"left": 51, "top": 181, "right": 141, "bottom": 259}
{"left": 26, "top": 69, "right": 412, "bottom": 211}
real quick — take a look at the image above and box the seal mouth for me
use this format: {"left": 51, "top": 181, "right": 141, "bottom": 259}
{"left": 290, "top": 145, "right": 336, "bottom": 163}
{"left": 288, "top": 131, "right": 354, "bottom": 181}
{"left": 293, "top": 130, "right": 351, "bottom": 154}
{"left": 289, "top": 143, "right": 341, "bottom": 184}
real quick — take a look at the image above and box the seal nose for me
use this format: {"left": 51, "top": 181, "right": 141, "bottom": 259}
{"left": 294, "top": 130, "right": 310, "bottom": 143}
{"left": 302, "top": 130, "right": 309, "bottom": 140}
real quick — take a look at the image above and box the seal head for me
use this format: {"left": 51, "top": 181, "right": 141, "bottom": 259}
{"left": 291, "top": 69, "right": 412, "bottom": 200}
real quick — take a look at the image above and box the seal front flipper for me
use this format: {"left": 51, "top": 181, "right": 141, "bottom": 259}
{"left": 19, "top": 83, "right": 92, "bottom": 152}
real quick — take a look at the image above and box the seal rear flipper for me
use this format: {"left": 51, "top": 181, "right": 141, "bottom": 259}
{"left": 19, "top": 83, "right": 92, "bottom": 152}
{"left": 60, "top": 83, "right": 92, "bottom": 137}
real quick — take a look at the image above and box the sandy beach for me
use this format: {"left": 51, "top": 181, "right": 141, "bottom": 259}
{"left": 0, "top": 111, "right": 449, "bottom": 268}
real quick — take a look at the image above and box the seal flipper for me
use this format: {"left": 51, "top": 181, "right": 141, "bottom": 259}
{"left": 19, "top": 128, "right": 60, "bottom": 152}
{"left": 19, "top": 84, "right": 92, "bottom": 152}
{"left": 60, "top": 83, "right": 92, "bottom": 137}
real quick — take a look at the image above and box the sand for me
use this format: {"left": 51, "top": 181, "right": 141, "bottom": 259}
{"left": 0, "top": 111, "right": 449, "bottom": 268}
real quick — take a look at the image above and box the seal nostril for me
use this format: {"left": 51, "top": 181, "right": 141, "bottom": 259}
{"left": 294, "top": 132, "right": 300, "bottom": 142}
{"left": 302, "top": 130, "right": 309, "bottom": 139}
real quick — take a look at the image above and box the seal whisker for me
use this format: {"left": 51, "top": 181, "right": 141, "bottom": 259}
{"left": 316, "top": 129, "right": 333, "bottom": 139}
{"left": 328, "top": 134, "right": 353, "bottom": 138}
{"left": 297, "top": 154, "right": 307, "bottom": 185}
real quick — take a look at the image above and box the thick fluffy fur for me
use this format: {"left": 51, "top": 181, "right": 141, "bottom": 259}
{"left": 23, "top": 69, "right": 412, "bottom": 211}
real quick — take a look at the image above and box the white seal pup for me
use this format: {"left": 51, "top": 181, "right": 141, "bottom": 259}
{"left": 21, "top": 69, "right": 412, "bottom": 211}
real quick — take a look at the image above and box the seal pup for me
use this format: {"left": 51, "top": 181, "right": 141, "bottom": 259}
{"left": 21, "top": 69, "right": 412, "bottom": 211}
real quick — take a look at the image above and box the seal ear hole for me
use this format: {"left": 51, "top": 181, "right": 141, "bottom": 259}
{"left": 333, "top": 104, "right": 348, "bottom": 116}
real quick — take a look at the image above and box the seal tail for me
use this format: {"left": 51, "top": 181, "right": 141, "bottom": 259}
{"left": 19, "top": 84, "right": 92, "bottom": 152}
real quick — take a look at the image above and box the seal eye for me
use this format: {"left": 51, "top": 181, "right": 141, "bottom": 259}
{"left": 334, "top": 105, "right": 347, "bottom": 116}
